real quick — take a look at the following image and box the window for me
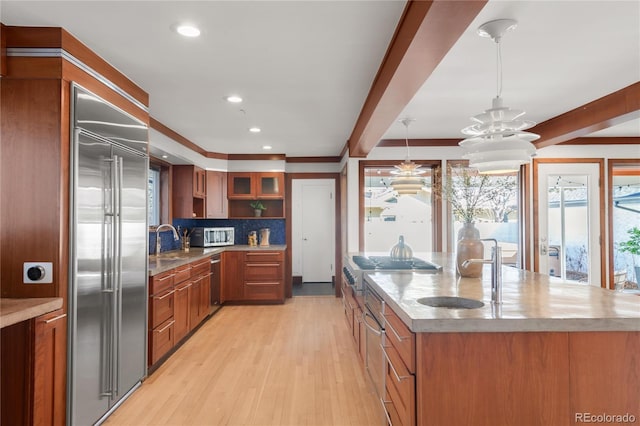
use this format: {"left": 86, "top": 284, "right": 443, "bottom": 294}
{"left": 610, "top": 160, "right": 640, "bottom": 290}
{"left": 445, "top": 162, "right": 521, "bottom": 267}
{"left": 148, "top": 167, "right": 160, "bottom": 227}
{"left": 360, "top": 161, "right": 440, "bottom": 253}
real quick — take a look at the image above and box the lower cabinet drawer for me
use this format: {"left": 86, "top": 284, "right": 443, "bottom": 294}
{"left": 191, "top": 258, "right": 211, "bottom": 276}
{"left": 384, "top": 307, "right": 416, "bottom": 374}
{"left": 149, "top": 319, "right": 175, "bottom": 365}
{"left": 244, "top": 282, "right": 283, "bottom": 300}
{"left": 245, "top": 251, "right": 283, "bottom": 263}
{"left": 383, "top": 397, "right": 403, "bottom": 426}
{"left": 150, "top": 288, "right": 175, "bottom": 329}
{"left": 384, "top": 342, "right": 416, "bottom": 426}
{"left": 245, "top": 263, "right": 282, "bottom": 281}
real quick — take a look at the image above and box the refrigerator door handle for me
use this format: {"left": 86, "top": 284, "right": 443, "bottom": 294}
{"left": 112, "top": 155, "right": 123, "bottom": 398}
{"left": 100, "top": 150, "right": 117, "bottom": 398}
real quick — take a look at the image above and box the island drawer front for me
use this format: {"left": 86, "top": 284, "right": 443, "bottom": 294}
{"left": 382, "top": 397, "right": 402, "bottom": 426}
{"left": 245, "top": 251, "right": 283, "bottom": 263}
{"left": 150, "top": 288, "right": 175, "bottom": 329}
{"left": 150, "top": 319, "right": 174, "bottom": 365}
{"left": 150, "top": 271, "right": 175, "bottom": 295}
{"left": 174, "top": 265, "right": 192, "bottom": 284}
{"left": 384, "top": 308, "right": 416, "bottom": 374}
{"left": 384, "top": 342, "right": 416, "bottom": 426}
{"left": 191, "top": 257, "right": 211, "bottom": 276}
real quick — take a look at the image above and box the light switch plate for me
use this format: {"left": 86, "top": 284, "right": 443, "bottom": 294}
{"left": 23, "top": 262, "right": 53, "bottom": 283}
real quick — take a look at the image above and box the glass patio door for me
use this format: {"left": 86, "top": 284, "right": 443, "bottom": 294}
{"left": 536, "top": 162, "right": 601, "bottom": 286}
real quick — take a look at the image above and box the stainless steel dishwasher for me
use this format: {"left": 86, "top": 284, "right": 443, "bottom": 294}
{"left": 363, "top": 278, "right": 386, "bottom": 404}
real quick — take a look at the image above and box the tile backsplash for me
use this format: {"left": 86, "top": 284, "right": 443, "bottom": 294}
{"left": 172, "top": 218, "right": 286, "bottom": 246}
{"left": 148, "top": 230, "right": 182, "bottom": 255}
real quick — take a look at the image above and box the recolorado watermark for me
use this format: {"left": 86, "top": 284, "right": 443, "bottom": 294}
{"left": 575, "top": 412, "right": 637, "bottom": 423}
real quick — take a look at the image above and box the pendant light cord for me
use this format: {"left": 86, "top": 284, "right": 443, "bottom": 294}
{"left": 400, "top": 118, "right": 414, "bottom": 162}
{"left": 496, "top": 39, "right": 503, "bottom": 99}
{"left": 404, "top": 121, "right": 411, "bottom": 162}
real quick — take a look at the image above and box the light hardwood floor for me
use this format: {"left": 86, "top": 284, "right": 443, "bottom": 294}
{"left": 105, "top": 296, "right": 384, "bottom": 426}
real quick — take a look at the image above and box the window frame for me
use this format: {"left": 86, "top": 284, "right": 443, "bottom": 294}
{"left": 149, "top": 157, "right": 172, "bottom": 229}
{"left": 358, "top": 159, "right": 442, "bottom": 252}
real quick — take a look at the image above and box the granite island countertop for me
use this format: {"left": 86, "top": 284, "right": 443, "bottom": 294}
{"left": 149, "top": 245, "right": 287, "bottom": 276}
{"left": 361, "top": 253, "right": 640, "bottom": 333}
{"left": 0, "top": 297, "right": 63, "bottom": 329}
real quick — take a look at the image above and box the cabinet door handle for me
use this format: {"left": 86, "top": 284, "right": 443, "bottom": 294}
{"left": 177, "top": 284, "right": 192, "bottom": 292}
{"left": 385, "top": 319, "right": 409, "bottom": 342}
{"left": 155, "top": 320, "right": 175, "bottom": 334}
{"left": 380, "top": 398, "right": 394, "bottom": 426}
{"left": 246, "top": 263, "right": 280, "bottom": 267}
{"left": 156, "top": 290, "right": 175, "bottom": 300}
{"left": 44, "top": 313, "right": 67, "bottom": 324}
{"left": 381, "top": 345, "right": 411, "bottom": 382}
{"left": 157, "top": 274, "right": 175, "bottom": 282}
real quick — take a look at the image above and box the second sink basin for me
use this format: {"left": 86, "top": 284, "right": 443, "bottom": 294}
{"left": 417, "top": 296, "right": 485, "bottom": 309}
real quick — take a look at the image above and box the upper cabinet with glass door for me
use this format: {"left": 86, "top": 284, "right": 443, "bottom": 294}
{"left": 228, "top": 172, "right": 284, "bottom": 199}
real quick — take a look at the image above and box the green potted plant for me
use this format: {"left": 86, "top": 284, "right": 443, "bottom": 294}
{"left": 250, "top": 200, "right": 267, "bottom": 217}
{"left": 618, "top": 226, "right": 640, "bottom": 287}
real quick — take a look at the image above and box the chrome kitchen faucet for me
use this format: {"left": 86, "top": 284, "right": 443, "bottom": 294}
{"left": 462, "top": 238, "right": 503, "bottom": 304}
{"left": 155, "top": 224, "right": 179, "bottom": 255}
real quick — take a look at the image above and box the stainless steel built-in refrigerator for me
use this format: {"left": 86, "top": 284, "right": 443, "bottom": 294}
{"left": 68, "top": 85, "right": 148, "bottom": 425}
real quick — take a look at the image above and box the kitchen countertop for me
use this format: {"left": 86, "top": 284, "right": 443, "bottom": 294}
{"left": 0, "top": 297, "right": 63, "bottom": 329}
{"left": 149, "top": 245, "right": 287, "bottom": 276}
{"left": 361, "top": 253, "right": 640, "bottom": 333}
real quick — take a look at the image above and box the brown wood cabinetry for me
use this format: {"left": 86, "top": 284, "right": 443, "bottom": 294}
{"left": 227, "top": 172, "right": 285, "bottom": 219}
{"left": 382, "top": 308, "right": 416, "bottom": 426}
{"left": 221, "top": 250, "right": 285, "bottom": 303}
{"left": 172, "top": 263, "right": 193, "bottom": 343}
{"left": 244, "top": 251, "right": 284, "bottom": 302}
{"left": 148, "top": 256, "right": 213, "bottom": 370}
{"left": 0, "top": 309, "right": 67, "bottom": 426}
{"left": 33, "top": 309, "right": 67, "bottom": 426}
{"left": 148, "top": 271, "right": 175, "bottom": 366}
{"left": 206, "top": 170, "right": 228, "bottom": 218}
{"left": 342, "top": 276, "right": 365, "bottom": 361}
{"left": 221, "top": 251, "right": 246, "bottom": 302}
{"left": 173, "top": 165, "right": 206, "bottom": 218}
{"left": 173, "top": 281, "right": 192, "bottom": 343}
{"left": 228, "top": 172, "right": 284, "bottom": 199}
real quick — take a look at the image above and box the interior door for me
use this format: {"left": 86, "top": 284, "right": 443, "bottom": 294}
{"left": 293, "top": 180, "right": 335, "bottom": 282}
{"left": 536, "top": 162, "right": 601, "bottom": 286}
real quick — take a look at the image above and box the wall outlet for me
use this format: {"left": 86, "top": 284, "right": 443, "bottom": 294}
{"left": 23, "top": 262, "right": 53, "bottom": 284}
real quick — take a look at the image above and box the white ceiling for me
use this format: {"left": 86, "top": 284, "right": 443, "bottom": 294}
{"left": 2, "top": 1, "right": 639, "bottom": 157}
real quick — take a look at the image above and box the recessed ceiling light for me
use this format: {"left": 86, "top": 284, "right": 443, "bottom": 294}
{"left": 249, "top": 127, "right": 261, "bottom": 133}
{"left": 225, "top": 95, "right": 243, "bottom": 103}
{"left": 161, "top": 154, "right": 168, "bottom": 159}
{"left": 176, "top": 24, "right": 200, "bottom": 37}
{"left": 262, "top": 145, "right": 272, "bottom": 150}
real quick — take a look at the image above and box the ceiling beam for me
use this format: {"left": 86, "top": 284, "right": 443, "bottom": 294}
{"left": 347, "top": 0, "right": 487, "bottom": 158}
{"left": 377, "top": 138, "right": 461, "bottom": 147}
{"left": 532, "top": 82, "right": 640, "bottom": 148}
{"left": 560, "top": 137, "right": 640, "bottom": 145}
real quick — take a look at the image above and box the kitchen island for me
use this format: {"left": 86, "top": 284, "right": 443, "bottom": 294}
{"left": 356, "top": 253, "right": 639, "bottom": 426}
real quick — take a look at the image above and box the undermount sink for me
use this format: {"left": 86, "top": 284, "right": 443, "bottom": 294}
{"left": 417, "top": 296, "right": 485, "bottom": 309}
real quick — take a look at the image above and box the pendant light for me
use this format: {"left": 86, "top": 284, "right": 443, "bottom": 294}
{"left": 390, "top": 118, "right": 425, "bottom": 195}
{"left": 459, "top": 19, "right": 539, "bottom": 174}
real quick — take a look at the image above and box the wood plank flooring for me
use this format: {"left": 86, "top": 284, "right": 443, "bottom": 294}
{"left": 105, "top": 296, "right": 384, "bottom": 426}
